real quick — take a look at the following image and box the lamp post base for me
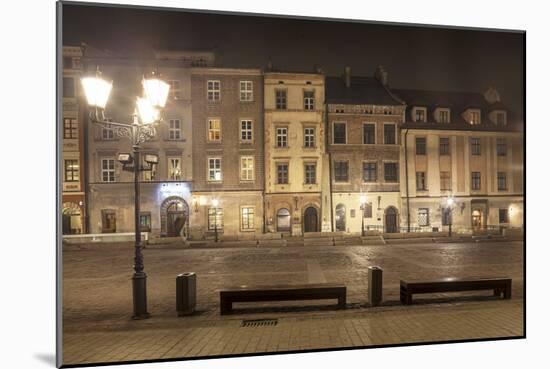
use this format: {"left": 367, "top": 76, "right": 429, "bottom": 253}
{"left": 132, "top": 272, "right": 150, "bottom": 320}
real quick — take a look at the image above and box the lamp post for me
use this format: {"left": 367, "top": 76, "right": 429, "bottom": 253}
{"left": 212, "top": 199, "right": 219, "bottom": 242}
{"left": 446, "top": 196, "right": 455, "bottom": 237}
{"left": 81, "top": 69, "right": 170, "bottom": 319}
{"left": 359, "top": 194, "right": 367, "bottom": 237}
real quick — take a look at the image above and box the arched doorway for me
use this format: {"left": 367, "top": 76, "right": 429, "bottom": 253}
{"left": 277, "top": 208, "right": 291, "bottom": 232}
{"left": 160, "top": 197, "right": 189, "bottom": 237}
{"left": 384, "top": 206, "right": 398, "bottom": 233}
{"left": 335, "top": 204, "right": 346, "bottom": 232}
{"left": 303, "top": 206, "right": 319, "bottom": 233}
{"left": 472, "top": 209, "right": 483, "bottom": 230}
{"left": 62, "top": 202, "right": 82, "bottom": 235}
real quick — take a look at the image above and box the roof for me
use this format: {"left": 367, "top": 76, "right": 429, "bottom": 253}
{"left": 393, "top": 88, "right": 523, "bottom": 132}
{"left": 326, "top": 76, "right": 404, "bottom": 106}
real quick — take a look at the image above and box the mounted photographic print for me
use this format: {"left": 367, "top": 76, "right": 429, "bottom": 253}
{"left": 57, "top": 1, "right": 525, "bottom": 367}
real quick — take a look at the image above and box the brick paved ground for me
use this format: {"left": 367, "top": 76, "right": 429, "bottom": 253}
{"left": 61, "top": 241, "right": 524, "bottom": 366}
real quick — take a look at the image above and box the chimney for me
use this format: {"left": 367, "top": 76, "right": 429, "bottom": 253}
{"left": 375, "top": 65, "right": 388, "bottom": 86}
{"left": 344, "top": 66, "right": 351, "bottom": 88}
{"left": 484, "top": 87, "right": 501, "bottom": 104}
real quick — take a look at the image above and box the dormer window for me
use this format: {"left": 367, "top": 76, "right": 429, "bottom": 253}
{"left": 496, "top": 111, "right": 507, "bottom": 125}
{"left": 437, "top": 108, "right": 450, "bottom": 123}
{"left": 413, "top": 107, "right": 427, "bottom": 122}
{"left": 470, "top": 110, "right": 481, "bottom": 125}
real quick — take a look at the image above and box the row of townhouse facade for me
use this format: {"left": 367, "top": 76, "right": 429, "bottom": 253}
{"left": 61, "top": 45, "right": 524, "bottom": 240}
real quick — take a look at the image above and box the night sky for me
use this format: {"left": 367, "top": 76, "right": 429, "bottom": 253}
{"left": 62, "top": 3, "right": 525, "bottom": 114}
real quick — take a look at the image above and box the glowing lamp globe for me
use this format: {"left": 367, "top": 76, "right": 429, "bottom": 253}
{"left": 136, "top": 97, "right": 160, "bottom": 124}
{"left": 360, "top": 195, "right": 367, "bottom": 205}
{"left": 142, "top": 77, "right": 170, "bottom": 109}
{"left": 212, "top": 199, "right": 219, "bottom": 207}
{"left": 446, "top": 197, "right": 455, "bottom": 206}
{"left": 81, "top": 76, "right": 112, "bottom": 109}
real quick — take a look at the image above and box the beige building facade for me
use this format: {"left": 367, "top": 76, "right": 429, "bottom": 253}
{"left": 264, "top": 70, "right": 331, "bottom": 235}
{"left": 395, "top": 88, "right": 524, "bottom": 233}
{"left": 326, "top": 67, "right": 406, "bottom": 234}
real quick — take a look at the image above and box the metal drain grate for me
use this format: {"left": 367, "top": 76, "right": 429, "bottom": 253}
{"left": 241, "top": 318, "right": 278, "bottom": 327}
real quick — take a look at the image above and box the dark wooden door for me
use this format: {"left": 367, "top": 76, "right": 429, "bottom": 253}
{"left": 168, "top": 211, "right": 185, "bottom": 237}
{"left": 385, "top": 207, "right": 398, "bottom": 233}
{"left": 303, "top": 207, "right": 318, "bottom": 233}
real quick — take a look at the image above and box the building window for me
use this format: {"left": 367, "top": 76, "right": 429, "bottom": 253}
{"left": 496, "top": 112, "right": 506, "bottom": 125}
{"left": 499, "top": 209, "right": 509, "bottom": 224}
{"left": 63, "top": 118, "right": 78, "bottom": 139}
{"left": 241, "top": 207, "right": 255, "bottom": 230}
{"left": 207, "top": 119, "right": 221, "bottom": 142}
{"left": 168, "top": 80, "right": 181, "bottom": 99}
{"left": 442, "top": 207, "right": 452, "bottom": 226}
{"left": 333, "top": 122, "right": 346, "bottom": 144}
{"left": 168, "top": 119, "right": 181, "bottom": 140}
{"left": 363, "top": 124, "right": 375, "bottom": 144}
{"left": 304, "top": 163, "right": 316, "bottom": 184}
{"left": 364, "top": 202, "right": 373, "bottom": 218}
{"left": 276, "top": 127, "right": 288, "bottom": 147}
{"left": 334, "top": 161, "right": 349, "bottom": 182}
{"left": 498, "top": 172, "right": 507, "bottom": 191}
{"left": 240, "top": 156, "right": 254, "bottom": 181}
{"left": 240, "top": 120, "right": 253, "bottom": 142}
{"left": 208, "top": 158, "right": 222, "bottom": 181}
{"left": 438, "top": 110, "right": 450, "bottom": 123}
{"left": 102, "top": 125, "right": 114, "bottom": 140}
{"left": 384, "top": 124, "right": 396, "bottom": 144}
{"left": 304, "top": 127, "right": 315, "bottom": 148}
{"left": 207, "top": 80, "right": 220, "bottom": 101}
{"left": 240, "top": 81, "right": 253, "bottom": 102}
{"left": 384, "top": 162, "right": 398, "bottom": 182}
{"left": 101, "top": 209, "right": 116, "bottom": 233}
{"left": 416, "top": 172, "right": 426, "bottom": 191}
{"left": 440, "top": 171, "right": 451, "bottom": 191}
{"left": 139, "top": 212, "right": 151, "bottom": 232}
{"left": 142, "top": 156, "right": 156, "bottom": 181}
{"left": 363, "top": 162, "right": 377, "bottom": 182}
{"left": 470, "top": 111, "right": 481, "bottom": 125}
{"left": 418, "top": 208, "right": 429, "bottom": 226}
{"left": 168, "top": 157, "right": 182, "bottom": 180}
{"left": 497, "top": 138, "right": 507, "bottom": 156}
{"left": 63, "top": 77, "right": 75, "bottom": 97}
{"left": 471, "top": 138, "right": 481, "bottom": 155}
{"left": 439, "top": 137, "right": 450, "bottom": 155}
{"left": 101, "top": 159, "right": 115, "bottom": 182}
{"left": 277, "top": 163, "right": 289, "bottom": 184}
{"left": 64, "top": 159, "right": 79, "bottom": 182}
{"left": 276, "top": 89, "right": 287, "bottom": 110}
{"left": 208, "top": 208, "right": 223, "bottom": 230}
{"left": 304, "top": 90, "right": 315, "bottom": 110}
{"left": 416, "top": 137, "right": 426, "bottom": 155}
{"left": 471, "top": 172, "right": 481, "bottom": 190}
{"left": 414, "top": 108, "right": 426, "bottom": 122}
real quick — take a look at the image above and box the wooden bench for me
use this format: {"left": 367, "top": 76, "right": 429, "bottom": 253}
{"left": 400, "top": 277, "right": 512, "bottom": 305}
{"left": 219, "top": 283, "right": 346, "bottom": 315}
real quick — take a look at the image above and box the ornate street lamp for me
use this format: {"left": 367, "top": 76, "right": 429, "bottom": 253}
{"left": 446, "top": 196, "right": 455, "bottom": 237}
{"left": 359, "top": 194, "right": 367, "bottom": 237}
{"left": 81, "top": 69, "right": 169, "bottom": 320}
{"left": 212, "top": 199, "right": 219, "bottom": 242}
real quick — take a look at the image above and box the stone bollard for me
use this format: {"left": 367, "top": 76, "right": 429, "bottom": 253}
{"left": 368, "top": 266, "right": 383, "bottom": 307}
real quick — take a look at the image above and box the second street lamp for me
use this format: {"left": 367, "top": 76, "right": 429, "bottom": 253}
{"left": 81, "top": 69, "right": 170, "bottom": 320}
{"left": 446, "top": 196, "right": 455, "bottom": 237}
{"left": 360, "top": 194, "right": 367, "bottom": 237}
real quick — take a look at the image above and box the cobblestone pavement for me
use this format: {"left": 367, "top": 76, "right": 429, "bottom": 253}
{"left": 62, "top": 241, "right": 524, "bottom": 366}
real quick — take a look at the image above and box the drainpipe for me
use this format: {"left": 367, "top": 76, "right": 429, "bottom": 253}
{"left": 404, "top": 128, "right": 411, "bottom": 232}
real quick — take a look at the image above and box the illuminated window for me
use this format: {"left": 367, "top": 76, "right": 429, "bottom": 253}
{"left": 207, "top": 119, "right": 221, "bottom": 142}
{"left": 240, "top": 120, "right": 253, "bottom": 142}
{"left": 438, "top": 109, "right": 450, "bottom": 123}
{"left": 168, "top": 157, "right": 181, "bottom": 180}
{"left": 63, "top": 118, "right": 78, "bottom": 139}
{"left": 470, "top": 111, "right": 481, "bottom": 125}
{"left": 142, "top": 156, "right": 156, "bottom": 181}
{"left": 207, "top": 80, "right": 220, "bottom": 101}
{"left": 208, "top": 208, "right": 223, "bottom": 230}
{"left": 240, "top": 156, "right": 254, "bottom": 181}
{"left": 208, "top": 158, "right": 222, "bottom": 181}
{"left": 414, "top": 108, "right": 426, "bottom": 122}
{"left": 101, "top": 158, "right": 115, "bottom": 182}
{"left": 168, "top": 119, "right": 181, "bottom": 140}
{"left": 64, "top": 159, "right": 79, "bottom": 182}
{"left": 241, "top": 207, "right": 255, "bottom": 230}
{"left": 102, "top": 125, "right": 114, "bottom": 140}
{"left": 240, "top": 81, "right": 253, "bottom": 102}
{"left": 304, "top": 90, "right": 315, "bottom": 110}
